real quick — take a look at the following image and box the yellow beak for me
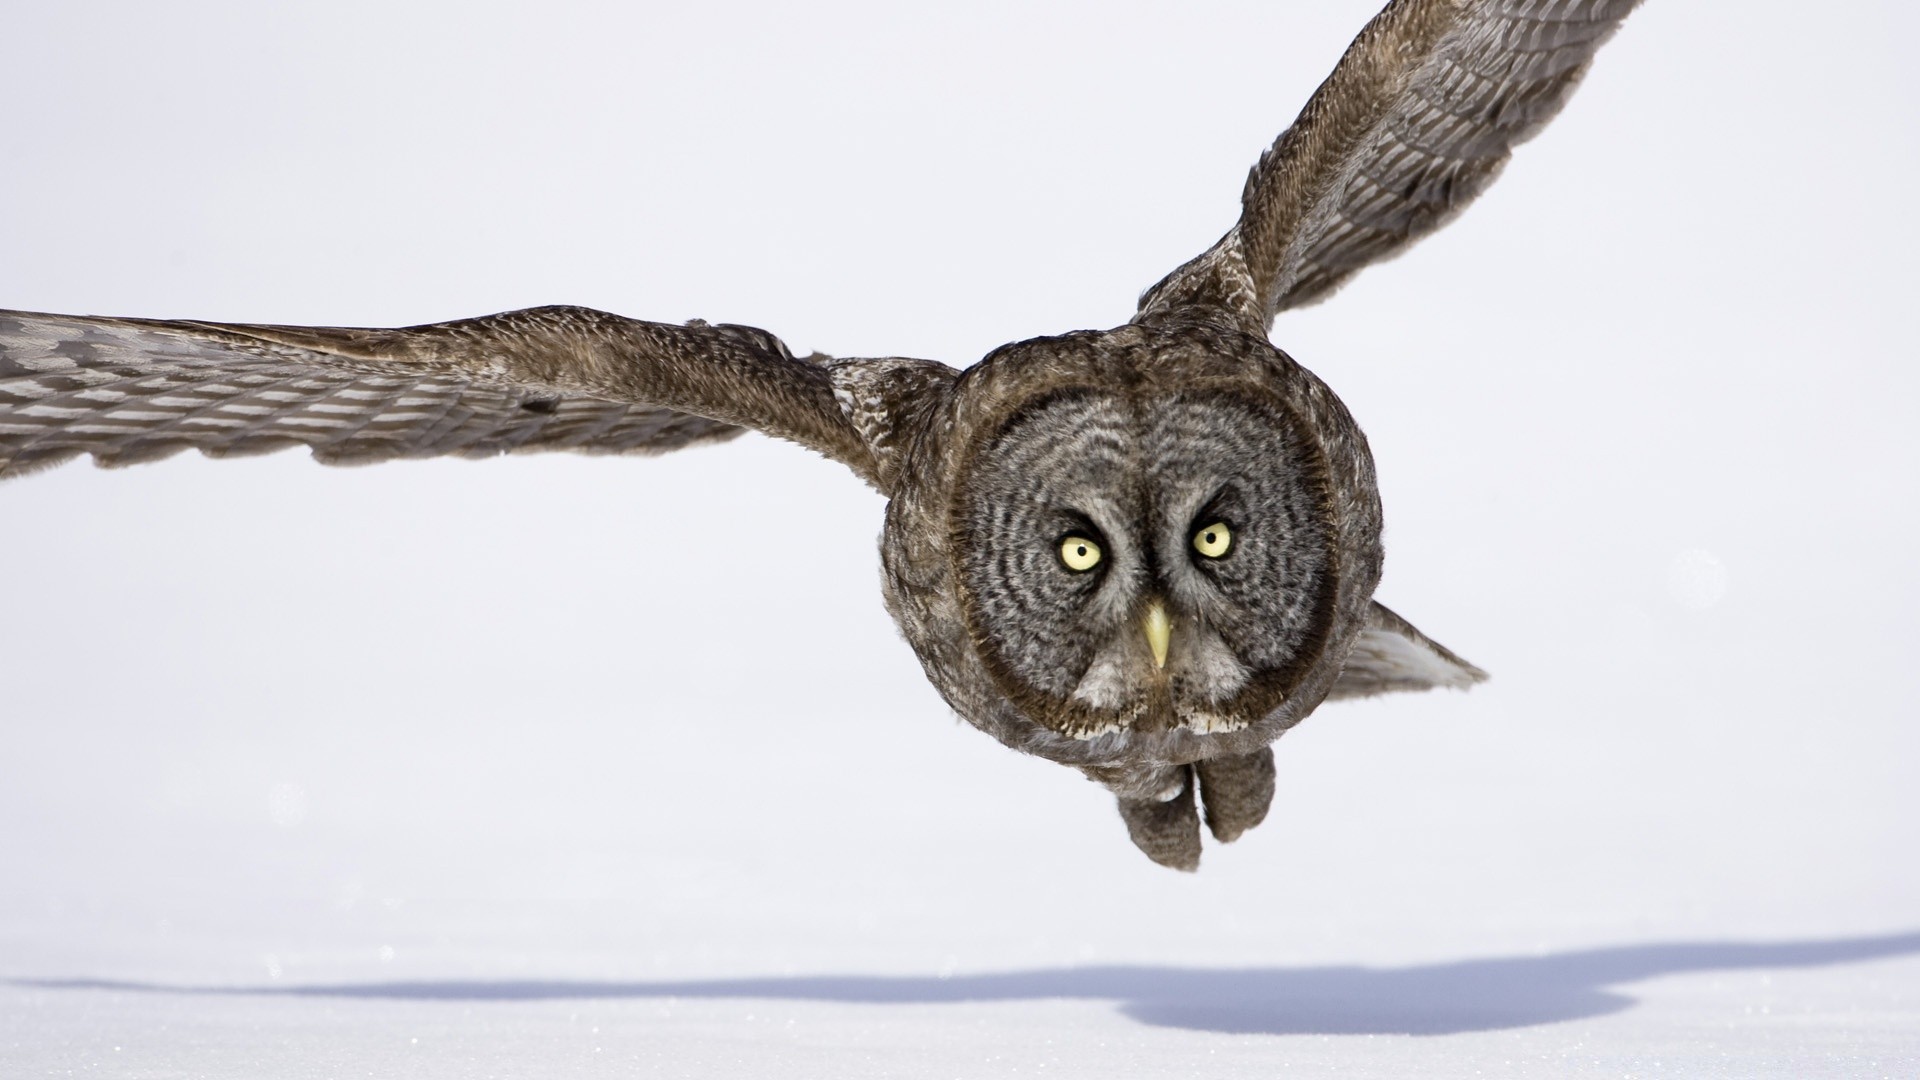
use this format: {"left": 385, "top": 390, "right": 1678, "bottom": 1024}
{"left": 1143, "top": 601, "right": 1171, "bottom": 670}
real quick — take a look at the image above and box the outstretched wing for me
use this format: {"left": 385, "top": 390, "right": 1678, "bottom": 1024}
{"left": 0, "top": 306, "right": 880, "bottom": 484}
{"left": 1137, "top": 0, "right": 1642, "bottom": 333}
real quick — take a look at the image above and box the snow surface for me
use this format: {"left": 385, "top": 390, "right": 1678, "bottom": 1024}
{"left": 3, "top": 2, "right": 1917, "bottom": 1077}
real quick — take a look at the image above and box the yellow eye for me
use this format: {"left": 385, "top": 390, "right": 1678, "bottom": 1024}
{"left": 1192, "top": 522, "right": 1232, "bottom": 558}
{"left": 1059, "top": 535, "right": 1103, "bottom": 572}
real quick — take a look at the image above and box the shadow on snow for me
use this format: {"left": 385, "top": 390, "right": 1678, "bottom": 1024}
{"left": 16, "top": 930, "right": 1920, "bottom": 1036}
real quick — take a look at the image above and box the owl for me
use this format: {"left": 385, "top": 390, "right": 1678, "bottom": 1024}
{"left": 0, "top": 0, "right": 1641, "bottom": 869}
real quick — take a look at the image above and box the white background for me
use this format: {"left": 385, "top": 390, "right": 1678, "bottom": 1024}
{"left": 3, "top": 2, "right": 1916, "bottom": 1076}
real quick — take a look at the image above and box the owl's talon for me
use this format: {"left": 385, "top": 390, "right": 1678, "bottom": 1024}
{"left": 1115, "top": 767, "right": 1202, "bottom": 871}
{"left": 1195, "top": 747, "right": 1277, "bottom": 843}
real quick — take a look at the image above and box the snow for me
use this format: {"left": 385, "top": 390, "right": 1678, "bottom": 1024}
{"left": 3, "top": 1, "right": 1917, "bottom": 1076}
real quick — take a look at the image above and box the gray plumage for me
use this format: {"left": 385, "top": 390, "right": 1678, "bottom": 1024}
{"left": 0, "top": 0, "right": 1641, "bottom": 869}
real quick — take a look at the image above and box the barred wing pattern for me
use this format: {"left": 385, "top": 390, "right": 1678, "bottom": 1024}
{"left": 1138, "top": 0, "right": 1642, "bottom": 332}
{"left": 0, "top": 307, "right": 872, "bottom": 482}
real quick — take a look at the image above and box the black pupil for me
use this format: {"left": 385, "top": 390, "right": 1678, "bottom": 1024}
{"left": 1075, "top": 545, "right": 1087, "bottom": 557}
{"left": 1204, "top": 532, "right": 1216, "bottom": 544}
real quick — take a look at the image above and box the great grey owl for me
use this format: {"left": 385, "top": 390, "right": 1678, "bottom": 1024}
{"left": 0, "top": 0, "right": 1642, "bottom": 869}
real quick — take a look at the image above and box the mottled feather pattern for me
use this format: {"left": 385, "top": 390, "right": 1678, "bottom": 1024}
{"left": 0, "top": 309, "right": 873, "bottom": 480}
{"left": 1278, "top": 0, "right": 1638, "bottom": 309}
{"left": 1138, "top": 0, "right": 1641, "bottom": 329}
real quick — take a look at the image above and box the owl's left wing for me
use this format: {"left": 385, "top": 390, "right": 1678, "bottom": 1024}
{"left": 0, "top": 306, "right": 885, "bottom": 484}
{"left": 1327, "top": 601, "right": 1487, "bottom": 701}
{"left": 1137, "top": 0, "right": 1642, "bottom": 333}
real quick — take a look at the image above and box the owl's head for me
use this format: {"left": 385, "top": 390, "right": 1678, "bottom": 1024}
{"left": 849, "top": 320, "right": 1384, "bottom": 766}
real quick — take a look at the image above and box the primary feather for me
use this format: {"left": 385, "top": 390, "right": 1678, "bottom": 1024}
{"left": 0, "top": 307, "right": 872, "bottom": 481}
{"left": 1139, "top": 0, "right": 1642, "bottom": 332}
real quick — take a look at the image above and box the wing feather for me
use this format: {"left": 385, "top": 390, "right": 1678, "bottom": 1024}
{"left": 1, "top": 306, "right": 878, "bottom": 482}
{"left": 1137, "top": 0, "right": 1642, "bottom": 332}
{"left": 1326, "top": 602, "right": 1487, "bottom": 701}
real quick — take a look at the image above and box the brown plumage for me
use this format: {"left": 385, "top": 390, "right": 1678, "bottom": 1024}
{"left": 0, "top": 0, "right": 1640, "bottom": 869}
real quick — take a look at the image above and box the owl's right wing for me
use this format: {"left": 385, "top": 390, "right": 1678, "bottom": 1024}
{"left": 1137, "top": 0, "right": 1642, "bottom": 334}
{"left": 0, "top": 306, "right": 890, "bottom": 485}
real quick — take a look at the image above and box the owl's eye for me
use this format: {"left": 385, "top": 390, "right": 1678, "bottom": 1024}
{"left": 1192, "top": 522, "right": 1233, "bottom": 559}
{"left": 1059, "top": 535, "right": 1103, "bottom": 572}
